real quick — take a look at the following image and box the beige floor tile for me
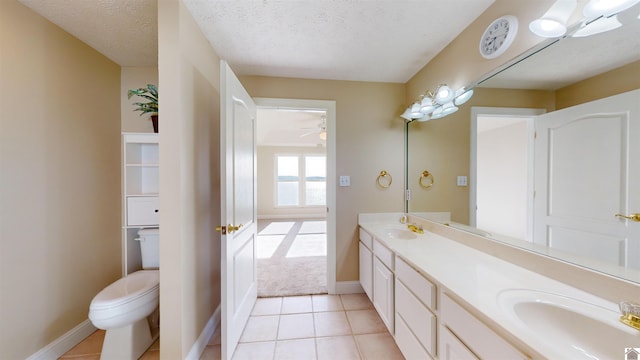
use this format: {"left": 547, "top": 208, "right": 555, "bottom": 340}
{"left": 139, "top": 349, "right": 160, "bottom": 360}
{"left": 232, "top": 341, "right": 275, "bottom": 360}
{"left": 60, "top": 330, "right": 105, "bottom": 357}
{"left": 148, "top": 338, "right": 160, "bottom": 351}
{"left": 346, "top": 309, "right": 387, "bottom": 334}
{"left": 274, "top": 338, "right": 317, "bottom": 360}
{"left": 59, "top": 355, "right": 101, "bottom": 360}
{"left": 316, "top": 336, "right": 360, "bottom": 360}
{"left": 340, "top": 294, "right": 373, "bottom": 311}
{"left": 278, "top": 313, "right": 315, "bottom": 340}
{"left": 355, "top": 333, "right": 404, "bottom": 360}
{"left": 312, "top": 294, "right": 343, "bottom": 312}
{"left": 200, "top": 345, "right": 221, "bottom": 360}
{"left": 314, "top": 311, "right": 351, "bottom": 337}
{"left": 209, "top": 326, "right": 221, "bottom": 346}
{"left": 252, "top": 297, "right": 283, "bottom": 315}
{"left": 281, "top": 295, "right": 313, "bottom": 314}
{"left": 240, "top": 315, "right": 279, "bottom": 342}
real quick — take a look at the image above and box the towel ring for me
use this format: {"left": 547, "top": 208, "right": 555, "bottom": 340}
{"left": 419, "top": 170, "right": 434, "bottom": 189}
{"left": 377, "top": 170, "right": 392, "bottom": 188}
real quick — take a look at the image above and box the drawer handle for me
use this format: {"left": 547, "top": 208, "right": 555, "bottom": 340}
{"left": 154, "top": 209, "right": 159, "bottom": 213}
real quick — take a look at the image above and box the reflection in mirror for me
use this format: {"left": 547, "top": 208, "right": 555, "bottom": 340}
{"left": 407, "top": 3, "right": 640, "bottom": 283}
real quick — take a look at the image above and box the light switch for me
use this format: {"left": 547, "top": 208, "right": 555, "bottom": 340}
{"left": 339, "top": 175, "right": 351, "bottom": 187}
{"left": 457, "top": 176, "right": 468, "bottom": 186}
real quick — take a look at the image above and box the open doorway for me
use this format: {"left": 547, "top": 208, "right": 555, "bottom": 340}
{"left": 255, "top": 99, "right": 336, "bottom": 297}
{"left": 470, "top": 107, "right": 544, "bottom": 241}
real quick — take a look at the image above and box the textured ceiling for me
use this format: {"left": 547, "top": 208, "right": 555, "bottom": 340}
{"left": 19, "top": 0, "right": 495, "bottom": 83}
{"left": 19, "top": 0, "right": 158, "bottom": 66}
{"left": 183, "top": 0, "right": 495, "bottom": 83}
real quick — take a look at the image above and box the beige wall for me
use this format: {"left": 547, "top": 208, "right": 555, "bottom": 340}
{"left": 240, "top": 76, "right": 406, "bottom": 281}
{"left": 121, "top": 67, "right": 159, "bottom": 133}
{"left": 257, "top": 146, "right": 327, "bottom": 218}
{"left": 0, "top": 1, "right": 121, "bottom": 358}
{"left": 158, "top": 0, "right": 221, "bottom": 358}
{"left": 406, "top": 0, "right": 557, "bottom": 101}
{"left": 556, "top": 60, "right": 640, "bottom": 109}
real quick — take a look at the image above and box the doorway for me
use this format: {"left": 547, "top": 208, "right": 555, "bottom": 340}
{"left": 470, "top": 107, "right": 544, "bottom": 241}
{"left": 254, "top": 98, "right": 336, "bottom": 297}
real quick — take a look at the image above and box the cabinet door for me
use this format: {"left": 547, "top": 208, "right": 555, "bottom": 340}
{"left": 127, "top": 196, "right": 159, "bottom": 226}
{"left": 373, "top": 257, "right": 394, "bottom": 333}
{"left": 440, "top": 326, "right": 479, "bottom": 360}
{"left": 359, "top": 241, "right": 373, "bottom": 301}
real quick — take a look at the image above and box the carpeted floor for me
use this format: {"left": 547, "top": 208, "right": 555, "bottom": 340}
{"left": 257, "top": 219, "right": 327, "bottom": 297}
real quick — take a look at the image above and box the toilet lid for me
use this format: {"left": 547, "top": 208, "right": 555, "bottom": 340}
{"left": 91, "top": 270, "right": 159, "bottom": 310}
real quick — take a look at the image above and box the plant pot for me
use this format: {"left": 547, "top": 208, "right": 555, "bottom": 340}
{"left": 151, "top": 115, "right": 158, "bottom": 133}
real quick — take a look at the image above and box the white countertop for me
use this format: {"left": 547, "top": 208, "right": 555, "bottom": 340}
{"left": 358, "top": 213, "right": 630, "bottom": 359}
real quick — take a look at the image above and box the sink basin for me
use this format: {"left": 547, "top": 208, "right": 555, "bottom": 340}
{"left": 498, "top": 289, "right": 640, "bottom": 359}
{"left": 385, "top": 228, "right": 417, "bottom": 240}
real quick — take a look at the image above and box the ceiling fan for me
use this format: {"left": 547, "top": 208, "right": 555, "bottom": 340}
{"left": 300, "top": 116, "right": 327, "bottom": 140}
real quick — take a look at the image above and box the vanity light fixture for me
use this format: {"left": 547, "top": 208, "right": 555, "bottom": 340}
{"left": 454, "top": 88, "right": 474, "bottom": 106}
{"left": 529, "top": 0, "right": 577, "bottom": 38}
{"left": 400, "top": 84, "right": 474, "bottom": 122}
{"left": 583, "top": 0, "right": 640, "bottom": 19}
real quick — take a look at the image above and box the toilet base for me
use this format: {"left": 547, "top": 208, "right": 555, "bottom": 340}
{"left": 100, "top": 318, "right": 155, "bottom": 360}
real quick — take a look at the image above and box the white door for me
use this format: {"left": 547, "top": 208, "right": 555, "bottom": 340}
{"left": 534, "top": 89, "right": 640, "bottom": 268}
{"left": 220, "top": 60, "right": 258, "bottom": 360}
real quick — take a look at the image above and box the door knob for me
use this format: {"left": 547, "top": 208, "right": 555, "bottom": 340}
{"left": 215, "top": 224, "right": 244, "bottom": 235}
{"left": 228, "top": 224, "right": 244, "bottom": 233}
{"left": 615, "top": 213, "right": 640, "bottom": 222}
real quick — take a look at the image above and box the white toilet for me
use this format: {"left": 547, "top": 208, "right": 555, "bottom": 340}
{"left": 89, "top": 228, "right": 160, "bottom": 360}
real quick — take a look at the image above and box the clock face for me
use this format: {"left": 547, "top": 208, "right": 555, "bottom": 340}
{"left": 479, "top": 15, "right": 518, "bottom": 59}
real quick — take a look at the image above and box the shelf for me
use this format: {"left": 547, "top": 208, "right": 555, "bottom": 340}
{"left": 126, "top": 163, "right": 159, "bottom": 167}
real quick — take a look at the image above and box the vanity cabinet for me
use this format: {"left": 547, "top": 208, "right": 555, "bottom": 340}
{"left": 440, "top": 293, "right": 528, "bottom": 360}
{"left": 394, "top": 257, "right": 437, "bottom": 359}
{"left": 359, "top": 228, "right": 394, "bottom": 334}
{"left": 122, "top": 133, "right": 159, "bottom": 275}
{"left": 359, "top": 228, "right": 373, "bottom": 300}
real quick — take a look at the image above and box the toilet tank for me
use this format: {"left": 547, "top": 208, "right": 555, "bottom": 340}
{"left": 137, "top": 228, "right": 159, "bottom": 269}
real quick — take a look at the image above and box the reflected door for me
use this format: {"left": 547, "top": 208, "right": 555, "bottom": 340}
{"left": 534, "top": 89, "right": 640, "bottom": 268}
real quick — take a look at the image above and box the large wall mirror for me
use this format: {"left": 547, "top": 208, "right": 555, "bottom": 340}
{"left": 407, "top": 4, "right": 640, "bottom": 284}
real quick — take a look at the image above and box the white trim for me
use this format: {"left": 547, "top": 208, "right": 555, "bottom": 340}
{"left": 258, "top": 214, "right": 326, "bottom": 220}
{"left": 254, "top": 97, "right": 337, "bottom": 294}
{"left": 470, "top": 107, "right": 545, "bottom": 242}
{"left": 334, "top": 281, "right": 364, "bottom": 294}
{"left": 185, "top": 306, "right": 221, "bottom": 360}
{"left": 26, "top": 320, "right": 97, "bottom": 360}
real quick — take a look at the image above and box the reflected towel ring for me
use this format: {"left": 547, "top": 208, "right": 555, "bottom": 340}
{"left": 377, "top": 170, "right": 392, "bottom": 188}
{"left": 419, "top": 170, "right": 434, "bottom": 189}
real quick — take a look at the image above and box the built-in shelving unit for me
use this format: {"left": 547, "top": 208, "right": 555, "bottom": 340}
{"left": 122, "top": 133, "right": 159, "bottom": 275}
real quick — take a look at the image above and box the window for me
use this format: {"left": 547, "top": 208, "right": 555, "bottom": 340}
{"left": 276, "top": 154, "right": 326, "bottom": 207}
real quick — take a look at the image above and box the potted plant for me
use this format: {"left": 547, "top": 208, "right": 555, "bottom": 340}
{"left": 128, "top": 84, "right": 159, "bottom": 133}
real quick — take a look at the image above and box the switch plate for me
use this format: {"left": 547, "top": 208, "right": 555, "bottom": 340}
{"left": 457, "top": 176, "right": 468, "bottom": 186}
{"left": 339, "top": 175, "right": 351, "bottom": 187}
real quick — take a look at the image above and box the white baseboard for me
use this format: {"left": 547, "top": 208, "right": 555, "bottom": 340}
{"left": 334, "top": 281, "right": 364, "bottom": 294}
{"left": 185, "top": 305, "right": 221, "bottom": 360}
{"left": 257, "top": 214, "right": 326, "bottom": 220}
{"left": 27, "top": 320, "right": 97, "bottom": 360}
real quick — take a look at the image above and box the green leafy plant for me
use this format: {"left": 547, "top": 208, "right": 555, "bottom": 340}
{"left": 127, "top": 84, "right": 158, "bottom": 115}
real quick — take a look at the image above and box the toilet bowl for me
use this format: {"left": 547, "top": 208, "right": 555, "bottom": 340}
{"left": 88, "top": 229, "right": 160, "bottom": 360}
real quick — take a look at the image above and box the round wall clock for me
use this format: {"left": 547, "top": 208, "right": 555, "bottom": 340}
{"left": 479, "top": 15, "right": 518, "bottom": 59}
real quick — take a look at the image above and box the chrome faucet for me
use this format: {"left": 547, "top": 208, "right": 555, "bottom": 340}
{"left": 619, "top": 301, "right": 640, "bottom": 330}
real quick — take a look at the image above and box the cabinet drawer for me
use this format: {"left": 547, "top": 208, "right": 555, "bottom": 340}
{"left": 127, "top": 196, "right": 159, "bottom": 226}
{"left": 440, "top": 326, "right": 479, "bottom": 360}
{"left": 373, "top": 239, "right": 394, "bottom": 270}
{"left": 395, "top": 312, "right": 434, "bottom": 360}
{"left": 359, "top": 227, "right": 373, "bottom": 249}
{"left": 441, "top": 293, "right": 528, "bottom": 360}
{"left": 395, "top": 279, "right": 436, "bottom": 356}
{"left": 396, "top": 257, "right": 436, "bottom": 310}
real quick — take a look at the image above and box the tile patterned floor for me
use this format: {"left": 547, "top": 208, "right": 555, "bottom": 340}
{"left": 59, "top": 294, "right": 403, "bottom": 360}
